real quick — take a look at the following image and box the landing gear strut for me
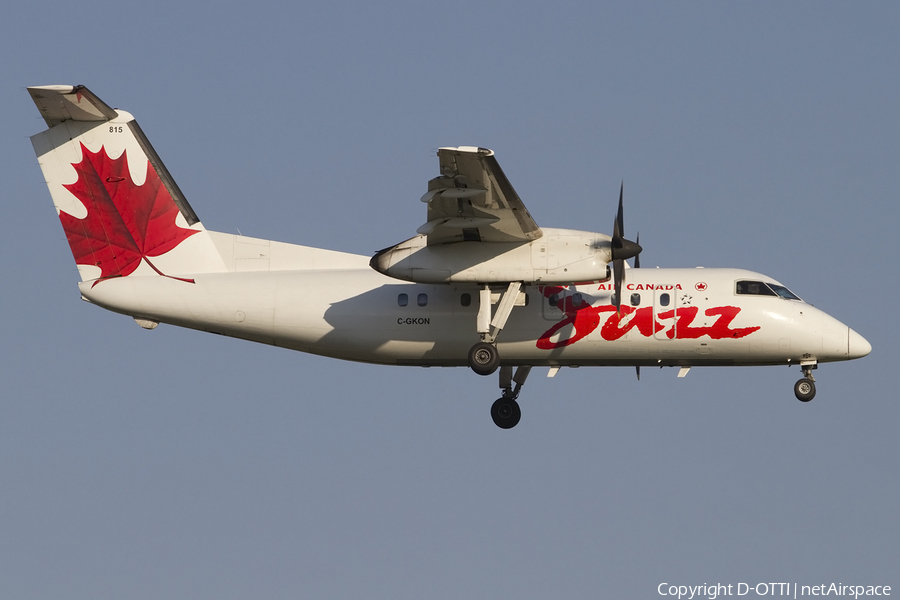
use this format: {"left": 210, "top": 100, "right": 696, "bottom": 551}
{"left": 794, "top": 363, "right": 817, "bottom": 402}
{"left": 491, "top": 366, "right": 531, "bottom": 429}
{"left": 467, "top": 282, "right": 522, "bottom": 376}
{"left": 464, "top": 282, "right": 531, "bottom": 427}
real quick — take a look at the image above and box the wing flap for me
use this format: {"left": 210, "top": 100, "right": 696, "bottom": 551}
{"left": 421, "top": 147, "right": 542, "bottom": 244}
{"left": 416, "top": 216, "right": 500, "bottom": 235}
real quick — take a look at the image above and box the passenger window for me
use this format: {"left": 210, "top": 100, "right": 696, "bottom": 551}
{"left": 659, "top": 293, "right": 670, "bottom": 307}
{"left": 460, "top": 293, "right": 471, "bottom": 307}
{"left": 398, "top": 293, "right": 408, "bottom": 307}
{"left": 417, "top": 293, "right": 428, "bottom": 307}
{"left": 548, "top": 293, "right": 561, "bottom": 308}
{"left": 630, "top": 293, "right": 641, "bottom": 306}
{"left": 572, "top": 293, "right": 583, "bottom": 307}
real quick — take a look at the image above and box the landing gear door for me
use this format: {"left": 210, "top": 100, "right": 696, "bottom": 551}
{"left": 654, "top": 288, "right": 677, "bottom": 340}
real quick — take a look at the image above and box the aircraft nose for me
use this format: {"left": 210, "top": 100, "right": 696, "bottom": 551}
{"left": 848, "top": 328, "right": 872, "bottom": 359}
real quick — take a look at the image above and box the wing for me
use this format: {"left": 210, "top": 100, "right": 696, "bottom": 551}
{"left": 417, "top": 147, "right": 542, "bottom": 244}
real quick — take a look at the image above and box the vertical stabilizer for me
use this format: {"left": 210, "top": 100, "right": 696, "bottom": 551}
{"left": 28, "top": 85, "right": 227, "bottom": 284}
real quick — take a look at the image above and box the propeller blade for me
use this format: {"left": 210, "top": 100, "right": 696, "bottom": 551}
{"left": 613, "top": 256, "right": 624, "bottom": 313}
{"left": 634, "top": 232, "right": 640, "bottom": 269}
{"left": 610, "top": 182, "right": 642, "bottom": 313}
{"left": 616, "top": 182, "right": 624, "bottom": 239}
{"left": 636, "top": 365, "right": 641, "bottom": 381}
{"left": 610, "top": 183, "right": 642, "bottom": 263}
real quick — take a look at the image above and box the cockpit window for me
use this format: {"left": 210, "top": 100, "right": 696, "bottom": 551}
{"left": 736, "top": 281, "right": 777, "bottom": 296}
{"left": 768, "top": 284, "right": 801, "bottom": 300}
{"left": 736, "top": 280, "right": 800, "bottom": 300}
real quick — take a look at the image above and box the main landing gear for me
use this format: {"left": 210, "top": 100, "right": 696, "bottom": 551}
{"left": 491, "top": 365, "right": 531, "bottom": 429}
{"left": 794, "top": 362, "right": 817, "bottom": 402}
{"left": 466, "top": 282, "right": 522, "bottom": 377}
{"left": 465, "top": 282, "right": 531, "bottom": 428}
{"left": 468, "top": 342, "right": 499, "bottom": 376}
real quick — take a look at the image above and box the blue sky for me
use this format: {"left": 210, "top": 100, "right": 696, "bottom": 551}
{"left": 2, "top": 2, "right": 897, "bottom": 598}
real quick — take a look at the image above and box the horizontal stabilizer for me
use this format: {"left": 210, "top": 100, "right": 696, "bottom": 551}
{"left": 28, "top": 85, "right": 118, "bottom": 127}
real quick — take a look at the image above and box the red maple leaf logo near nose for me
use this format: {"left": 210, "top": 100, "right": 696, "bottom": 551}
{"left": 61, "top": 143, "right": 198, "bottom": 285}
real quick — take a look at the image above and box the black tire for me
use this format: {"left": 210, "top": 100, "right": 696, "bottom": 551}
{"left": 794, "top": 378, "right": 816, "bottom": 402}
{"left": 491, "top": 397, "right": 521, "bottom": 429}
{"left": 468, "top": 342, "right": 499, "bottom": 376}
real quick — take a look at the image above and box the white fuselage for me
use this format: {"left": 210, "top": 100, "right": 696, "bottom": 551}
{"left": 23, "top": 84, "right": 871, "bottom": 424}
{"left": 77, "top": 233, "right": 868, "bottom": 369}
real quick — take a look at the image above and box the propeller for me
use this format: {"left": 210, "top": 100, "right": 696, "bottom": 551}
{"left": 636, "top": 232, "right": 642, "bottom": 381}
{"left": 608, "top": 183, "right": 643, "bottom": 382}
{"left": 610, "top": 182, "right": 642, "bottom": 314}
{"left": 633, "top": 232, "right": 640, "bottom": 269}
{"left": 634, "top": 232, "right": 641, "bottom": 381}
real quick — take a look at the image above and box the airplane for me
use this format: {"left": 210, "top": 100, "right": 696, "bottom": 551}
{"left": 27, "top": 85, "right": 872, "bottom": 429}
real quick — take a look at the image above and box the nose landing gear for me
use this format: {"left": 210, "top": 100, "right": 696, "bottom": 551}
{"left": 794, "top": 378, "right": 816, "bottom": 402}
{"left": 794, "top": 362, "right": 817, "bottom": 402}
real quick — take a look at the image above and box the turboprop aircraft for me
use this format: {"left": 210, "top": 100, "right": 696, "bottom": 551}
{"left": 28, "top": 85, "right": 871, "bottom": 428}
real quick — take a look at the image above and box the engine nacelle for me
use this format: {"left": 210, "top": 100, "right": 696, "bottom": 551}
{"left": 370, "top": 227, "right": 612, "bottom": 284}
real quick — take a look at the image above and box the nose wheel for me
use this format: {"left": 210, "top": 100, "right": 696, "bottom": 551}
{"left": 794, "top": 378, "right": 816, "bottom": 402}
{"left": 794, "top": 363, "right": 817, "bottom": 402}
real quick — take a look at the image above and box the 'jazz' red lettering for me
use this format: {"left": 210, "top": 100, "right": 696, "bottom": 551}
{"left": 536, "top": 287, "right": 760, "bottom": 349}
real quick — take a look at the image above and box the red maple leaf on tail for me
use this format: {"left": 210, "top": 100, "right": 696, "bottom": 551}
{"left": 61, "top": 143, "right": 198, "bottom": 286}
